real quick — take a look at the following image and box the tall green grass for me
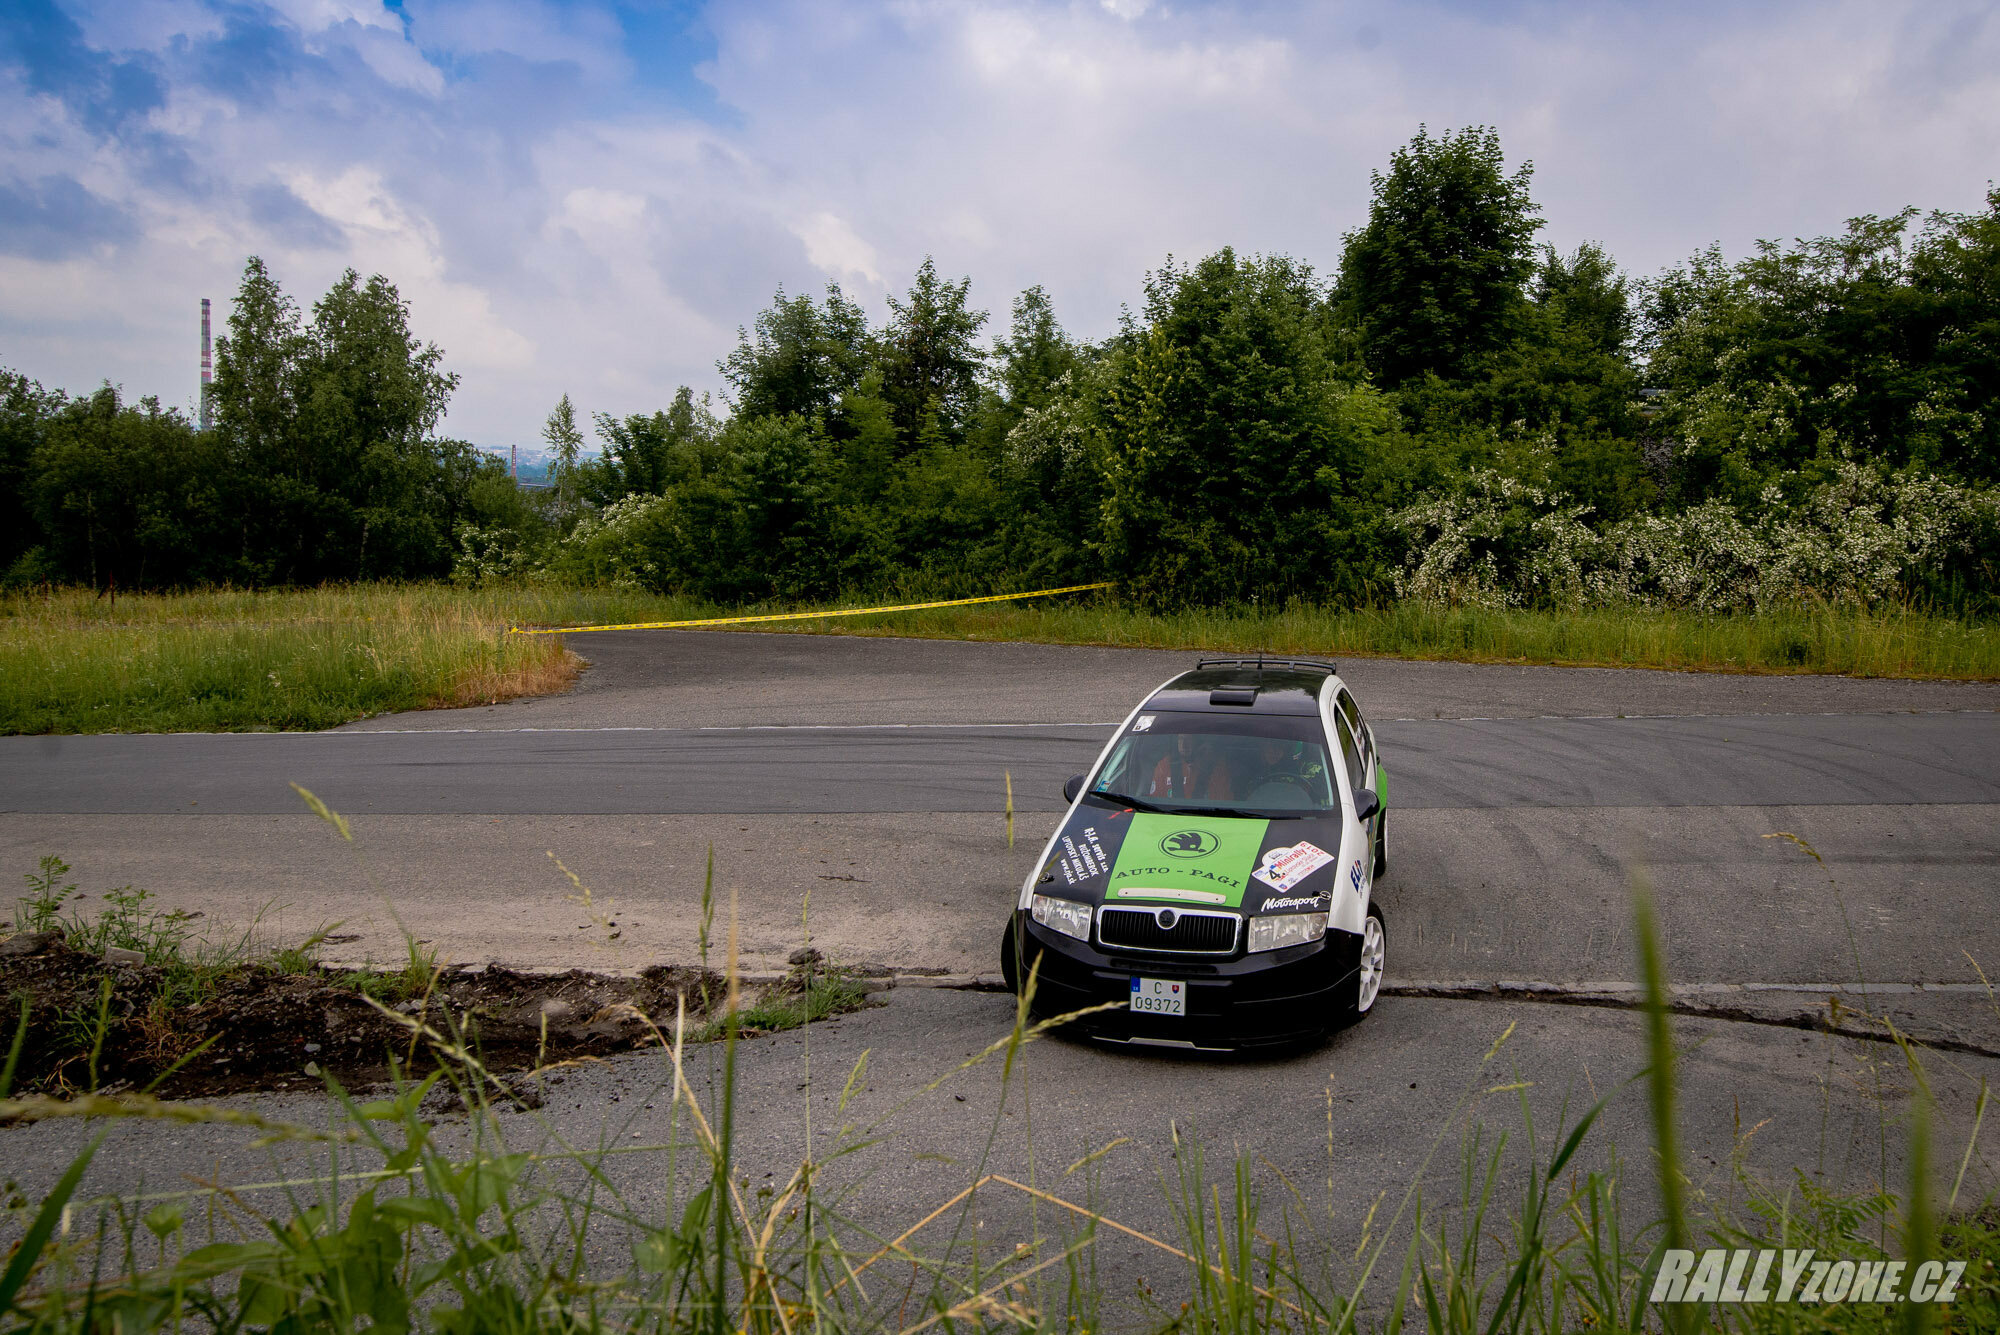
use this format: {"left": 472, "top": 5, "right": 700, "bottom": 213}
{"left": 0, "top": 586, "right": 580, "bottom": 733}
{"left": 717, "top": 597, "right": 2000, "bottom": 682}
{"left": 6, "top": 583, "right": 1996, "bottom": 735}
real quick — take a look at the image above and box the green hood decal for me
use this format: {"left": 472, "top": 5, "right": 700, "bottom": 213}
{"left": 1104, "top": 813, "right": 1270, "bottom": 908}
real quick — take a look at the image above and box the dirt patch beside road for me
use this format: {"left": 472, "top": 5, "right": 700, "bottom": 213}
{"left": 0, "top": 932, "right": 723, "bottom": 1099}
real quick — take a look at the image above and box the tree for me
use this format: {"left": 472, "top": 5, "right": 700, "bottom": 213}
{"left": 992, "top": 285, "right": 1080, "bottom": 416}
{"left": 1, "top": 369, "right": 55, "bottom": 578}
{"left": 1640, "top": 193, "right": 2000, "bottom": 498}
{"left": 594, "top": 387, "right": 721, "bottom": 499}
{"left": 1337, "top": 126, "right": 1542, "bottom": 388}
{"left": 719, "top": 284, "right": 872, "bottom": 420}
{"left": 878, "top": 257, "right": 987, "bottom": 447}
{"left": 296, "top": 268, "right": 460, "bottom": 577}
{"left": 542, "top": 392, "right": 584, "bottom": 525}
{"left": 28, "top": 386, "right": 226, "bottom": 589}
{"left": 209, "top": 256, "right": 462, "bottom": 582}
{"left": 1098, "top": 249, "right": 1395, "bottom": 607}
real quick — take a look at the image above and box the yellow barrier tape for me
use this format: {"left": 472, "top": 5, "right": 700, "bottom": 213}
{"left": 508, "top": 581, "right": 1115, "bottom": 635}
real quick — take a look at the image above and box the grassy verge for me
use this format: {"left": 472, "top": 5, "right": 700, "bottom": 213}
{"left": 0, "top": 585, "right": 582, "bottom": 733}
{"left": 6, "top": 583, "right": 1996, "bottom": 734}
{"left": 720, "top": 596, "right": 2000, "bottom": 680}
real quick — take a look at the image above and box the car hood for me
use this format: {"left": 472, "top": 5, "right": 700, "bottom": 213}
{"left": 1034, "top": 803, "right": 1351, "bottom": 915}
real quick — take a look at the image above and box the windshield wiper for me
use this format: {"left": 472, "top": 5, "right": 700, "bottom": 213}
{"left": 1085, "top": 789, "right": 1175, "bottom": 814}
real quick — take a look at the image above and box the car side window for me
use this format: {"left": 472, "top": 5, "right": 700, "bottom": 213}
{"left": 1337, "top": 690, "right": 1373, "bottom": 774}
{"left": 1330, "top": 710, "right": 1365, "bottom": 797}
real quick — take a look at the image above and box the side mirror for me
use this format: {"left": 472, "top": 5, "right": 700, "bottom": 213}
{"left": 1353, "top": 788, "right": 1381, "bottom": 823}
{"left": 1063, "top": 773, "right": 1085, "bottom": 804}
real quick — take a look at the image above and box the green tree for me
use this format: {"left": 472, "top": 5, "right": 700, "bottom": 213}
{"left": 1098, "top": 249, "right": 1396, "bottom": 606}
{"left": 27, "top": 387, "right": 226, "bottom": 589}
{"left": 1337, "top": 125, "right": 1542, "bottom": 388}
{"left": 719, "top": 284, "right": 872, "bottom": 420}
{"left": 210, "top": 257, "right": 463, "bottom": 582}
{"left": 296, "top": 269, "right": 460, "bottom": 577}
{"left": 992, "top": 285, "right": 1080, "bottom": 417}
{"left": 542, "top": 392, "right": 585, "bottom": 525}
{"left": 1643, "top": 193, "right": 2000, "bottom": 494}
{"left": 0, "top": 369, "right": 55, "bottom": 579}
{"left": 594, "top": 387, "right": 721, "bottom": 498}
{"left": 878, "top": 257, "right": 988, "bottom": 447}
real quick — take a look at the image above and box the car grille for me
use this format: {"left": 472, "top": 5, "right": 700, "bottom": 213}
{"left": 1098, "top": 907, "right": 1239, "bottom": 954}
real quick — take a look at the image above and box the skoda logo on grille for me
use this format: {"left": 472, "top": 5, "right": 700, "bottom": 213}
{"left": 1155, "top": 908, "right": 1179, "bottom": 930}
{"left": 1160, "top": 829, "right": 1219, "bottom": 858}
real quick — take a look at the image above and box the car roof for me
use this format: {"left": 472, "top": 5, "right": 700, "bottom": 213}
{"left": 1144, "top": 659, "right": 1338, "bottom": 716}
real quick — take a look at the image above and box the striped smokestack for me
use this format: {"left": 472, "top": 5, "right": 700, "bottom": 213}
{"left": 199, "top": 298, "right": 213, "bottom": 431}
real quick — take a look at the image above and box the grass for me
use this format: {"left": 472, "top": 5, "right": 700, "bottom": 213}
{"left": 669, "top": 594, "right": 2000, "bottom": 682}
{"left": 0, "top": 840, "right": 1993, "bottom": 1331}
{"left": 0, "top": 585, "right": 582, "bottom": 733}
{"left": 6, "top": 583, "right": 1996, "bottom": 734}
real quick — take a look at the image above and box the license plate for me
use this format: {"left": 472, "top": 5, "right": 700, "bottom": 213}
{"left": 1130, "top": 976, "right": 1186, "bottom": 1016}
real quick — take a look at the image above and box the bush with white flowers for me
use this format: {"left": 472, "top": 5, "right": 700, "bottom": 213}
{"left": 1391, "top": 464, "right": 1998, "bottom": 611}
{"left": 546, "top": 493, "right": 677, "bottom": 591}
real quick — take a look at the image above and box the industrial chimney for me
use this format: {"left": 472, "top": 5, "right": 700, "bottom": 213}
{"left": 199, "top": 298, "right": 212, "bottom": 432}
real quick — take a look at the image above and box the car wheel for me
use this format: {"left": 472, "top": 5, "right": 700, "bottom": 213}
{"left": 1373, "top": 812, "right": 1388, "bottom": 879}
{"left": 1355, "top": 909, "right": 1385, "bottom": 1016}
{"left": 1333, "top": 907, "right": 1386, "bottom": 1031}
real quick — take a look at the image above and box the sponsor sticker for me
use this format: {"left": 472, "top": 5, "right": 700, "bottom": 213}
{"left": 1349, "top": 859, "right": 1364, "bottom": 893}
{"left": 1649, "top": 1250, "right": 1964, "bottom": 1306}
{"left": 1053, "top": 825, "right": 1111, "bottom": 886}
{"left": 1132, "top": 714, "right": 1155, "bottom": 732}
{"left": 1260, "top": 894, "right": 1328, "bottom": 912}
{"left": 1106, "top": 814, "right": 1267, "bottom": 908}
{"left": 1250, "top": 841, "right": 1335, "bottom": 893}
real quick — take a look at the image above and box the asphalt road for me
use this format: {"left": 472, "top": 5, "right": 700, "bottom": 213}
{"left": 8, "top": 711, "right": 1999, "bottom": 814}
{"left": 4, "top": 628, "right": 1997, "bottom": 1316}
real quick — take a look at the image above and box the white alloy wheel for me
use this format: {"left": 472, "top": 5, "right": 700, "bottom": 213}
{"left": 1355, "top": 911, "right": 1385, "bottom": 1015}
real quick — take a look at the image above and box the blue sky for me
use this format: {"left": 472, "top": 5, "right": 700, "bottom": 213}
{"left": 3, "top": 0, "right": 1997, "bottom": 447}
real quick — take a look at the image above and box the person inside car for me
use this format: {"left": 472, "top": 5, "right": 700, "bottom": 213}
{"left": 1146, "top": 732, "right": 1236, "bottom": 800}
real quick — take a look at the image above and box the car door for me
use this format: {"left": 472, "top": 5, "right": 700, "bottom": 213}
{"left": 1327, "top": 704, "right": 1373, "bottom": 903}
{"left": 1335, "top": 688, "right": 1380, "bottom": 816}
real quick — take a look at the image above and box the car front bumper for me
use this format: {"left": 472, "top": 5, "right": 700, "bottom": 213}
{"left": 1010, "top": 912, "right": 1362, "bottom": 1050}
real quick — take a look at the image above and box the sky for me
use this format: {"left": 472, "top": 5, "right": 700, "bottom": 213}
{"left": 2, "top": 0, "right": 1997, "bottom": 449}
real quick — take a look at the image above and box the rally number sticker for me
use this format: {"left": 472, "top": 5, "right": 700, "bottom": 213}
{"left": 1251, "top": 841, "right": 1335, "bottom": 893}
{"left": 1130, "top": 976, "right": 1186, "bottom": 1016}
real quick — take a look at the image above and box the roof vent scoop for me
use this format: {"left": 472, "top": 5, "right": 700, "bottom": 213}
{"left": 1209, "top": 688, "right": 1258, "bottom": 706}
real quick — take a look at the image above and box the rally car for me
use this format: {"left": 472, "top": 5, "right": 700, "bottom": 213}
{"left": 1000, "top": 658, "right": 1387, "bottom": 1050}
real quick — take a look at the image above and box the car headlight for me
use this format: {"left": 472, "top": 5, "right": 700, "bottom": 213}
{"left": 1030, "top": 894, "right": 1093, "bottom": 943}
{"left": 1246, "top": 912, "right": 1327, "bottom": 954}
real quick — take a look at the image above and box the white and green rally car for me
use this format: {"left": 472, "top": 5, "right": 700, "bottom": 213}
{"left": 1001, "top": 658, "right": 1387, "bottom": 1050}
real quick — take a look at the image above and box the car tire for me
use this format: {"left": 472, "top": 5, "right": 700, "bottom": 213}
{"left": 1373, "top": 812, "right": 1388, "bottom": 879}
{"left": 1334, "top": 907, "right": 1386, "bottom": 1031}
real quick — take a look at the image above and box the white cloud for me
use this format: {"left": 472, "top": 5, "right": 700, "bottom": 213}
{"left": 3, "top": 0, "right": 1998, "bottom": 446}
{"left": 793, "top": 211, "right": 881, "bottom": 286}
{"left": 285, "top": 166, "right": 534, "bottom": 371}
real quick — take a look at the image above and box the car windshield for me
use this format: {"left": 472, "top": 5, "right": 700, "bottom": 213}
{"left": 1087, "top": 712, "right": 1338, "bottom": 815}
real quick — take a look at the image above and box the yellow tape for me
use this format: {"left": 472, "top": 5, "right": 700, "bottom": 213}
{"left": 508, "top": 581, "right": 1115, "bottom": 635}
